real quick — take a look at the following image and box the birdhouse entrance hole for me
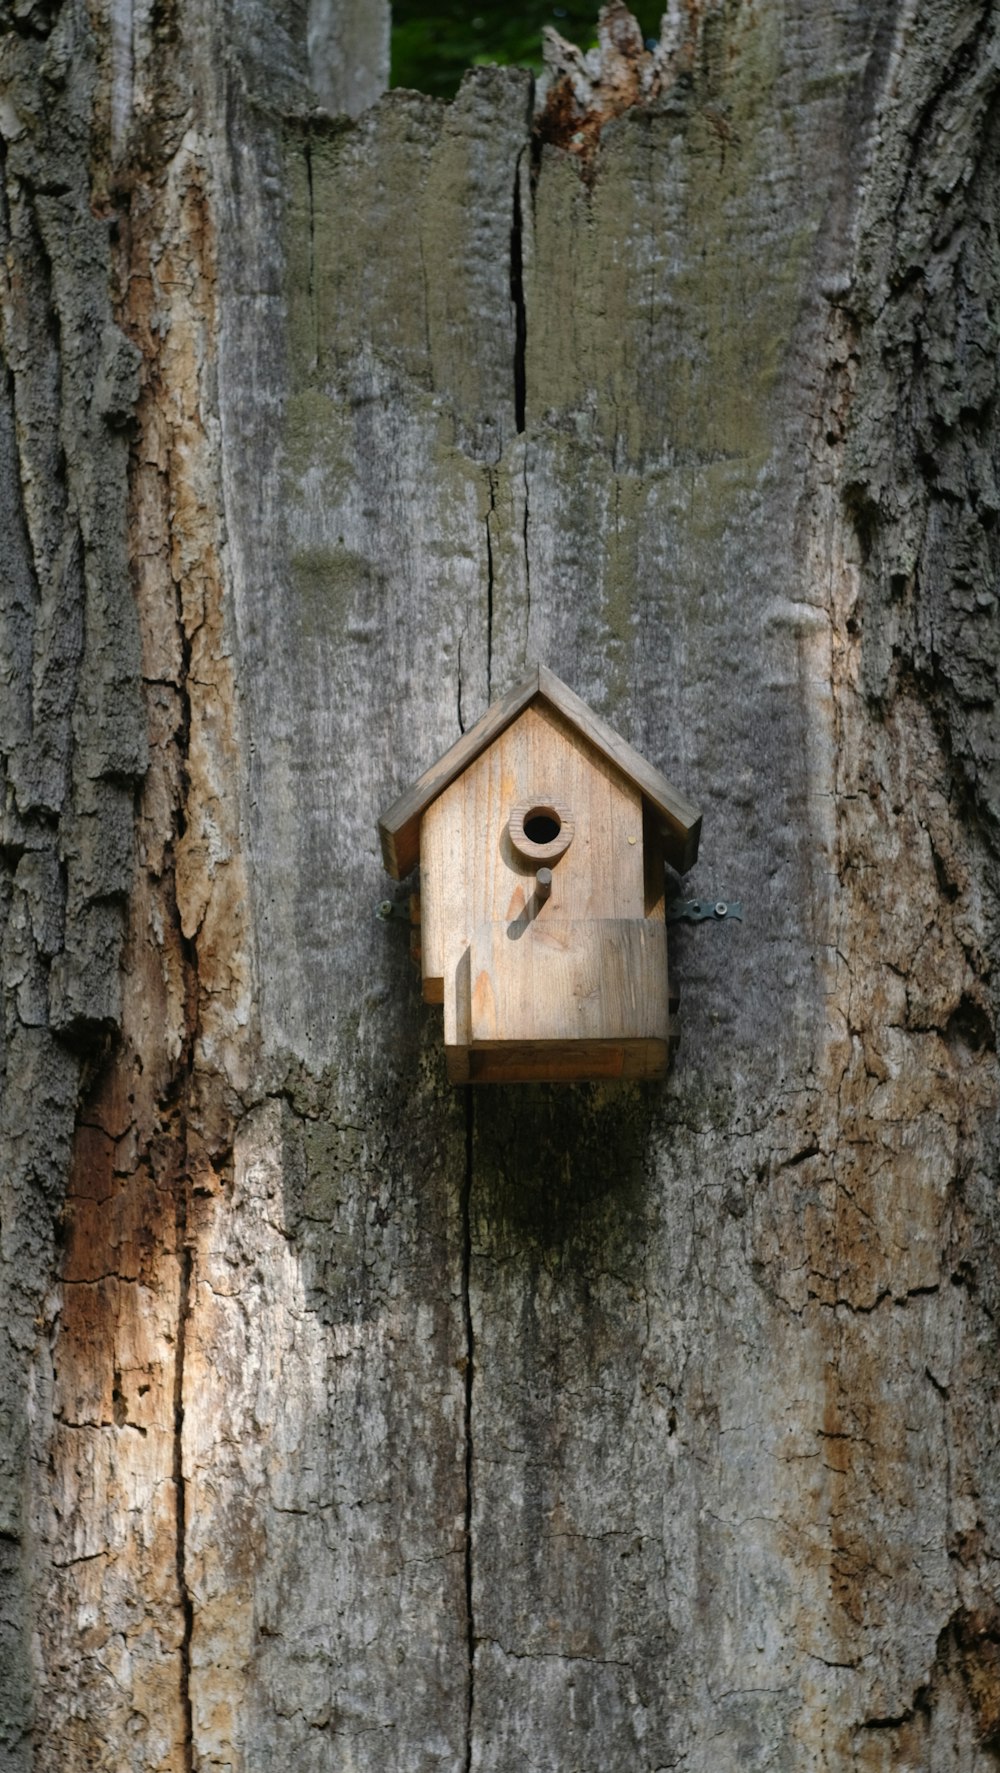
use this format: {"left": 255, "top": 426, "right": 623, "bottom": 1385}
{"left": 525, "top": 809, "right": 560, "bottom": 843}
{"left": 508, "top": 799, "right": 575, "bottom": 864}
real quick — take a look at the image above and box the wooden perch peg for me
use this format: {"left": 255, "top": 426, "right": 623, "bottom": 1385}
{"left": 536, "top": 867, "right": 553, "bottom": 903}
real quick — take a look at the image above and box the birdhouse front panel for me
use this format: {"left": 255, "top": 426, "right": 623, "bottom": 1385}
{"left": 419, "top": 702, "right": 666, "bottom": 1083}
{"left": 462, "top": 918, "right": 669, "bottom": 1081}
{"left": 377, "top": 664, "right": 702, "bottom": 1085}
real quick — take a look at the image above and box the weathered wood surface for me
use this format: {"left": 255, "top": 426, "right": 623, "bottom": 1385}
{"left": 467, "top": 919, "right": 669, "bottom": 1047}
{"left": 2, "top": 2, "right": 1000, "bottom": 1770}
{"left": 379, "top": 663, "right": 701, "bottom": 878}
{"left": 421, "top": 702, "right": 645, "bottom": 975}
{"left": 420, "top": 699, "right": 670, "bottom": 1081}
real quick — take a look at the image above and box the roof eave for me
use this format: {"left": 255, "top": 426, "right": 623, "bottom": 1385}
{"left": 378, "top": 664, "right": 701, "bottom": 878}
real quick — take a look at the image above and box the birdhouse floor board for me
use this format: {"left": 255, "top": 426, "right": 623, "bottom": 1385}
{"left": 446, "top": 1038, "right": 670, "bottom": 1085}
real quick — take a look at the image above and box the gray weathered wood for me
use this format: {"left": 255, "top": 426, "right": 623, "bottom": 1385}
{"left": 2, "top": 3, "right": 999, "bottom": 1770}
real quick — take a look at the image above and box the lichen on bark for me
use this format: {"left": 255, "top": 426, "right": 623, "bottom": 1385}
{"left": 2, "top": 1, "right": 1000, "bottom": 1770}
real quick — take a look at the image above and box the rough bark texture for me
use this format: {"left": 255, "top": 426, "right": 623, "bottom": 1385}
{"left": 1, "top": 1, "right": 999, "bottom": 1768}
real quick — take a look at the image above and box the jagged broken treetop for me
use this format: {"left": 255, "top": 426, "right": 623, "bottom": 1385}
{"left": 378, "top": 664, "right": 702, "bottom": 880}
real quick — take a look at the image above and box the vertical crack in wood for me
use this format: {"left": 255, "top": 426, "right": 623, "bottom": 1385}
{"left": 462, "top": 1085, "right": 476, "bottom": 1773}
{"left": 173, "top": 1158, "right": 195, "bottom": 1773}
{"left": 304, "top": 136, "right": 318, "bottom": 376}
{"left": 512, "top": 147, "right": 532, "bottom": 661}
{"left": 170, "top": 595, "right": 198, "bottom": 1773}
{"left": 457, "top": 632, "right": 468, "bottom": 734}
{"left": 510, "top": 151, "right": 526, "bottom": 436}
{"left": 484, "top": 470, "right": 496, "bottom": 703}
{"left": 171, "top": 576, "right": 198, "bottom": 1763}
{"left": 521, "top": 458, "right": 531, "bottom": 658}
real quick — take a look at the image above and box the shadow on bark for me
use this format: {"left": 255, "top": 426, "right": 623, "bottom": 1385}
{"left": 472, "top": 1083, "right": 649, "bottom": 1266}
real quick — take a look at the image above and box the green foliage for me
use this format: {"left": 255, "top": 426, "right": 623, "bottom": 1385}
{"left": 390, "top": 3, "right": 664, "bottom": 100}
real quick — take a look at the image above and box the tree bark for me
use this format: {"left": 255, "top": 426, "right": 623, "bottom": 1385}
{"left": 2, "top": 1, "right": 999, "bottom": 1768}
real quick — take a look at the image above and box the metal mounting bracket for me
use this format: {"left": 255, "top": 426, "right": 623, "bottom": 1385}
{"left": 667, "top": 899, "right": 743, "bottom": 924}
{"left": 376, "top": 898, "right": 410, "bottom": 923}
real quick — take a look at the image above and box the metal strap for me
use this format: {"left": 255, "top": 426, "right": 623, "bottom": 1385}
{"left": 666, "top": 899, "right": 743, "bottom": 924}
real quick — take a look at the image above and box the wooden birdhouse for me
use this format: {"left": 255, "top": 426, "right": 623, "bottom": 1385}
{"left": 378, "top": 665, "right": 701, "bottom": 1084}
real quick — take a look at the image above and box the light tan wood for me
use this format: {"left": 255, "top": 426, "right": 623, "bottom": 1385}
{"left": 537, "top": 666, "right": 702, "bottom": 873}
{"left": 422, "top": 700, "right": 648, "bottom": 996}
{"left": 406, "top": 692, "right": 688, "bottom": 1081}
{"left": 444, "top": 946, "right": 471, "bottom": 1082}
{"left": 378, "top": 664, "right": 701, "bottom": 878}
{"left": 388, "top": 674, "right": 694, "bottom": 1077}
{"left": 419, "top": 785, "right": 464, "bottom": 1004}
{"left": 422, "top": 701, "right": 677, "bottom": 1079}
{"left": 467, "top": 918, "right": 668, "bottom": 1047}
{"left": 380, "top": 667, "right": 540, "bottom": 878}
{"left": 507, "top": 800, "right": 575, "bottom": 864}
{"left": 468, "top": 700, "right": 643, "bottom": 921}
{"left": 642, "top": 802, "right": 666, "bottom": 918}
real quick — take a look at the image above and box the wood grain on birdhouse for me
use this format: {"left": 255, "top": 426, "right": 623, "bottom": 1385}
{"left": 378, "top": 666, "right": 701, "bottom": 1084}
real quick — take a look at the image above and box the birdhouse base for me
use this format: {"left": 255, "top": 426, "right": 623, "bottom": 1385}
{"left": 446, "top": 1037, "right": 671, "bottom": 1086}
{"left": 443, "top": 918, "right": 673, "bottom": 1084}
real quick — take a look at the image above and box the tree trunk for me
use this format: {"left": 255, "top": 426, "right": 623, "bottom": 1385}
{"left": 2, "top": 1, "right": 999, "bottom": 1767}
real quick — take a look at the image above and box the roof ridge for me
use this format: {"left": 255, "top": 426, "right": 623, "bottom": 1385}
{"left": 378, "top": 663, "right": 700, "bottom": 878}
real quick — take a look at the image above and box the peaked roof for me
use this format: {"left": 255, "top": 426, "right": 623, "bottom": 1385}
{"left": 378, "top": 664, "right": 702, "bottom": 879}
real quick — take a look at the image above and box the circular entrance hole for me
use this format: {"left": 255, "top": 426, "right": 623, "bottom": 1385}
{"left": 523, "top": 809, "right": 561, "bottom": 845}
{"left": 508, "top": 800, "right": 575, "bottom": 864}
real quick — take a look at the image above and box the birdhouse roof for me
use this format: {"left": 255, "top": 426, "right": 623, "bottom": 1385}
{"left": 379, "top": 664, "right": 701, "bottom": 879}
